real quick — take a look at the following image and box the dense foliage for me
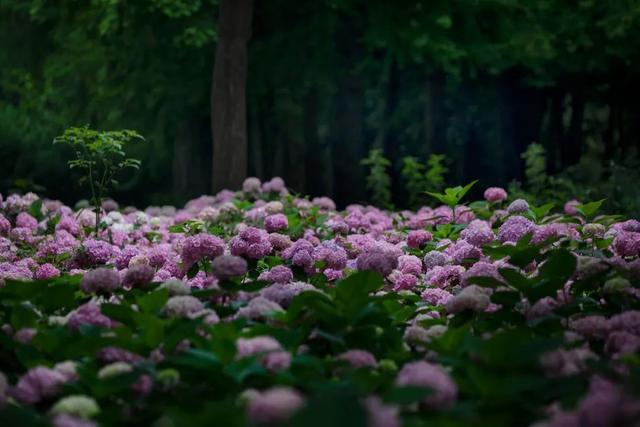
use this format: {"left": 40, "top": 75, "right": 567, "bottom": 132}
{"left": 2, "top": 1, "right": 640, "bottom": 211}
{"left": 0, "top": 177, "right": 639, "bottom": 426}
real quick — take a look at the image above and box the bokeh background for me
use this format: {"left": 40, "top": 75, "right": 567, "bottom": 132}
{"left": 1, "top": 0, "right": 640, "bottom": 214}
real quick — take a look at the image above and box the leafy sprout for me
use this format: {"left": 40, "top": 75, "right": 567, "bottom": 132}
{"left": 54, "top": 126, "right": 144, "bottom": 234}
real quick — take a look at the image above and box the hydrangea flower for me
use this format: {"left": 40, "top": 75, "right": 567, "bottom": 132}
{"left": 181, "top": 233, "right": 225, "bottom": 269}
{"left": 498, "top": 215, "right": 536, "bottom": 243}
{"left": 230, "top": 227, "right": 273, "bottom": 259}
{"left": 245, "top": 387, "right": 304, "bottom": 425}
{"left": 395, "top": 361, "right": 457, "bottom": 409}
{"left": 81, "top": 268, "right": 120, "bottom": 293}
{"left": 12, "top": 367, "right": 68, "bottom": 404}
{"left": 484, "top": 187, "right": 508, "bottom": 202}
{"left": 211, "top": 254, "right": 248, "bottom": 280}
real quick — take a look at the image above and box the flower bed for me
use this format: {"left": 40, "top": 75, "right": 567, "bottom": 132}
{"left": 0, "top": 179, "right": 639, "bottom": 427}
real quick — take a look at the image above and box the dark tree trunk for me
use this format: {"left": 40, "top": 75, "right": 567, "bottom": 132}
{"left": 211, "top": 0, "right": 253, "bottom": 192}
{"left": 173, "top": 116, "right": 211, "bottom": 201}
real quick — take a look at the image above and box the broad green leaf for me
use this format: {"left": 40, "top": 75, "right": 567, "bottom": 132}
{"left": 334, "top": 271, "right": 384, "bottom": 317}
{"left": 137, "top": 288, "right": 169, "bottom": 313}
{"left": 575, "top": 199, "right": 605, "bottom": 220}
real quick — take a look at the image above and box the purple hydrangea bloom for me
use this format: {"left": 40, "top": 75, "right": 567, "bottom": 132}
{"left": 259, "top": 282, "right": 317, "bottom": 306}
{"left": 258, "top": 265, "right": 294, "bottom": 284}
{"left": 445, "top": 240, "right": 482, "bottom": 263}
{"left": 498, "top": 216, "right": 536, "bottom": 243}
{"left": 81, "top": 239, "right": 116, "bottom": 265}
{"left": 181, "top": 233, "right": 225, "bottom": 269}
{"left": 389, "top": 271, "right": 418, "bottom": 291}
{"left": 211, "top": 254, "right": 248, "bottom": 280}
{"left": 67, "top": 302, "right": 113, "bottom": 331}
{"left": 426, "top": 265, "right": 465, "bottom": 288}
{"left": 507, "top": 199, "right": 529, "bottom": 214}
{"left": 421, "top": 288, "right": 454, "bottom": 306}
{"left": 398, "top": 255, "right": 422, "bottom": 276}
{"left": 406, "top": 230, "right": 432, "bottom": 249}
{"left": 313, "top": 242, "right": 348, "bottom": 270}
{"left": 230, "top": 227, "right": 273, "bottom": 259}
{"left": 423, "top": 250, "right": 449, "bottom": 271}
{"left": 243, "top": 177, "right": 262, "bottom": 193}
{"left": 163, "top": 295, "right": 205, "bottom": 318}
{"left": 609, "top": 310, "right": 640, "bottom": 335}
{"left": 81, "top": 268, "right": 121, "bottom": 293}
{"left": 236, "top": 336, "right": 283, "bottom": 358}
{"left": 355, "top": 242, "right": 402, "bottom": 277}
{"left": 484, "top": 187, "right": 508, "bottom": 202}
{"left": 0, "top": 214, "right": 10, "bottom": 236}
{"left": 539, "top": 346, "right": 597, "bottom": 377}
{"left": 262, "top": 177, "right": 286, "bottom": 193}
{"left": 336, "top": 349, "right": 377, "bottom": 368}
{"left": 461, "top": 261, "right": 501, "bottom": 286}
{"left": 97, "top": 346, "right": 144, "bottom": 364}
{"left": 16, "top": 212, "right": 38, "bottom": 231}
{"left": 235, "top": 297, "right": 284, "bottom": 320}
{"left": 446, "top": 285, "right": 491, "bottom": 313}
{"left": 569, "top": 315, "right": 610, "bottom": 340}
{"left": 395, "top": 361, "right": 457, "bottom": 409}
{"left": 613, "top": 231, "right": 640, "bottom": 257}
{"left": 264, "top": 214, "right": 288, "bottom": 232}
{"left": 11, "top": 367, "right": 68, "bottom": 404}
{"left": 459, "top": 220, "right": 495, "bottom": 247}
{"left": 123, "top": 264, "right": 155, "bottom": 287}
{"left": 564, "top": 199, "right": 580, "bottom": 215}
{"left": 34, "top": 263, "right": 60, "bottom": 280}
{"left": 246, "top": 387, "right": 304, "bottom": 425}
{"left": 282, "top": 238, "right": 315, "bottom": 270}
{"left": 312, "top": 197, "right": 336, "bottom": 211}
{"left": 364, "top": 396, "right": 400, "bottom": 427}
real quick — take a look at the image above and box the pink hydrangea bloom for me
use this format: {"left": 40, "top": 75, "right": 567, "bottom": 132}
{"left": 11, "top": 367, "right": 68, "bottom": 404}
{"left": 246, "top": 387, "right": 304, "bottom": 425}
{"left": 395, "top": 361, "right": 457, "bottom": 409}
{"left": 181, "top": 233, "right": 225, "bottom": 268}
{"left": 483, "top": 187, "right": 508, "bottom": 202}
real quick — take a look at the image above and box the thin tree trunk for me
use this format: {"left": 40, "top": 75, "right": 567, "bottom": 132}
{"left": 211, "top": 0, "right": 253, "bottom": 192}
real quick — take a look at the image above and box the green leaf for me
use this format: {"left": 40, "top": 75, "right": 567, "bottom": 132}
{"left": 334, "top": 271, "right": 384, "bottom": 317}
{"left": 499, "top": 268, "right": 532, "bottom": 294}
{"left": 289, "top": 385, "right": 367, "bottom": 427}
{"left": 538, "top": 250, "right": 576, "bottom": 281}
{"left": 186, "top": 263, "right": 199, "bottom": 279}
{"left": 530, "top": 203, "right": 555, "bottom": 221}
{"left": 576, "top": 199, "right": 605, "bottom": 220}
{"left": 101, "top": 303, "right": 135, "bottom": 325}
{"left": 11, "top": 305, "right": 39, "bottom": 329}
{"left": 384, "top": 386, "right": 432, "bottom": 404}
{"left": 168, "top": 348, "right": 221, "bottom": 370}
{"left": 137, "top": 288, "right": 169, "bottom": 313}
{"left": 28, "top": 199, "right": 44, "bottom": 221}
{"left": 132, "top": 312, "right": 165, "bottom": 347}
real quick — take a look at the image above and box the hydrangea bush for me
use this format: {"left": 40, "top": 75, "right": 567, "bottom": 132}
{"left": 0, "top": 177, "right": 639, "bottom": 427}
